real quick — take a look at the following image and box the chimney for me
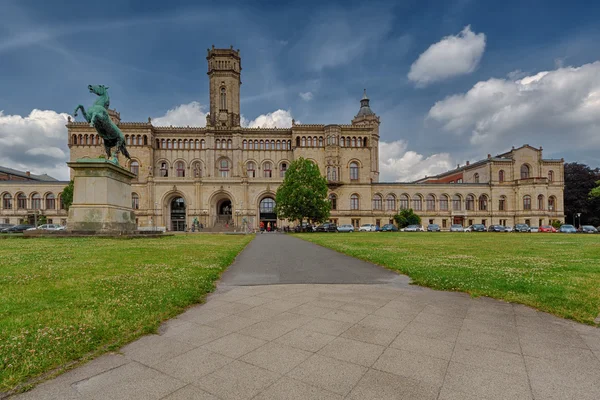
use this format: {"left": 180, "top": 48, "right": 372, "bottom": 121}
{"left": 466, "top": 161, "right": 470, "bottom": 166}
{"left": 26, "top": 171, "right": 30, "bottom": 177}
{"left": 487, "top": 154, "right": 491, "bottom": 159}
{"left": 457, "top": 164, "right": 460, "bottom": 169}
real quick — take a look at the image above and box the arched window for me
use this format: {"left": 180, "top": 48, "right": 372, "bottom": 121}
{"left": 349, "top": 162, "right": 359, "bottom": 180}
{"left": 479, "top": 195, "right": 488, "bottom": 211}
{"left": 426, "top": 194, "right": 435, "bottom": 211}
{"left": 499, "top": 196, "right": 506, "bottom": 211}
{"left": 523, "top": 195, "right": 532, "bottom": 210}
{"left": 176, "top": 161, "right": 185, "bottom": 177}
{"left": 548, "top": 196, "right": 556, "bottom": 211}
{"left": 301, "top": 137, "right": 306, "bottom": 147}
{"left": 399, "top": 194, "right": 409, "bottom": 210}
{"left": 72, "top": 135, "right": 77, "bottom": 145}
{"left": 412, "top": 195, "right": 422, "bottom": 211}
{"left": 263, "top": 162, "right": 272, "bottom": 178}
{"left": 160, "top": 162, "right": 168, "bottom": 177}
{"left": 474, "top": 173, "right": 480, "bottom": 183}
{"left": 132, "top": 193, "right": 139, "bottom": 210}
{"left": 499, "top": 170, "right": 505, "bottom": 182}
{"left": 143, "top": 135, "right": 148, "bottom": 145}
{"left": 363, "top": 138, "right": 368, "bottom": 147}
{"left": 521, "top": 164, "right": 530, "bottom": 179}
{"left": 465, "top": 195, "right": 475, "bottom": 211}
{"left": 260, "top": 140, "right": 264, "bottom": 150}
{"left": 201, "top": 139, "right": 206, "bottom": 149}
{"left": 260, "top": 197, "right": 275, "bottom": 213}
{"left": 131, "top": 136, "right": 136, "bottom": 146}
{"left": 548, "top": 170, "right": 554, "bottom": 182}
{"left": 2, "top": 193, "right": 12, "bottom": 209}
{"left": 350, "top": 194, "right": 359, "bottom": 210}
{"left": 266, "top": 140, "right": 271, "bottom": 150}
{"left": 439, "top": 195, "right": 449, "bottom": 211}
{"left": 130, "top": 161, "right": 139, "bottom": 176}
{"left": 215, "top": 139, "right": 221, "bottom": 149}
{"left": 195, "top": 139, "right": 199, "bottom": 149}
{"left": 307, "top": 137, "right": 312, "bottom": 147}
{"left": 319, "top": 137, "right": 324, "bottom": 147}
{"left": 329, "top": 194, "right": 337, "bottom": 210}
{"left": 220, "top": 87, "right": 226, "bottom": 110}
{"left": 227, "top": 139, "right": 232, "bottom": 149}
{"left": 327, "top": 136, "right": 331, "bottom": 145}
{"left": 296, "top": 137, "right": 301, "bottom": 147}
{"left": 31, "top": 193, "right": 41, "bottom": 210}
{"left": 386, "top": 195, "right": 396, "bottom": 211}
{"left": 173, "top": 139, "right": 178, "bottom": 149}
{"left": 219, "top": 159, "right": 230, "bottom": 177}
{"left": 242, "top": 140, "right": 247, "bottom": 150}
{"left": 167, "top": 139, "right": 172, "bottom": 149}
{"left": 249, "top": 140, "right": 254, "bottom": 150}
{"left": 161, "top": 139, "right": 166, "bottom": 148}
{"left": 453, "top": 195, "right": 462, "bottom": 211}
{"left": 287, "top": 140, "right": 291, "bottom": 150}
{"left": 78, "top": 134, "right": 83, "bottom": 144}
{"left": 276, "top": 140, "right": 281, "bottom": 150}
{"left": 271, "top": 140, "right": 275, "bottom": 149}
{"left": 193, "top": 162, "right": 202, "bottom": 178}
{"left": 246, "top": 162, "right": 256, "bottom": 178}
{"left": 17, "top": 193, "right": 27, "bottom": 209}
{"left": 352, "top": 137, "right": 357, "bottom": 147}
{"left": 537, "top": 194, "right": 544, "bottom": 210}
{"left": 372, "top": 194, "right": 383, "bottom": 210}
{"left": 183, "top": 140, "right": 188, "bottom": 149}
{"left": 280, "top": 162, "right": 287, "bottom": 177}
{"left": 341, "top": 137, "right": 345, "bottom": 147}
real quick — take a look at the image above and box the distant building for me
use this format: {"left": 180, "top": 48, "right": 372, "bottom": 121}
{"left": 0, "top": 166, "right": 58, "bottom": 182}
{"left": 0, "top": 46, "right": 565, "bottom": 230}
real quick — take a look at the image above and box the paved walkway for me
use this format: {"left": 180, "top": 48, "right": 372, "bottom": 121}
{"left": 12, "top": 234, "right": 600, "bottom": 399}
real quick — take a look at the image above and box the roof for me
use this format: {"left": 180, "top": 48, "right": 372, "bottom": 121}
{"left": 0, "top": 166, "right": 58, "bottom": 181}
{"left": 356, "top": 89, "right": 375, "bottom": 117}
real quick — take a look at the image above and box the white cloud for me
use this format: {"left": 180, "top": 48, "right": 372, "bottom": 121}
{"left": 0, "top": 109, "right": 70, "bottom": 180}
{"left": 241, "top": 109, "right": 297, "bottom": 128}
{"left": 408, "top": 25, "right": 486, "bottom": 86}
{"left": 379, "top": 140, "right": 454, "bottom": 182}
{"left": 151, "top": 101, "right": 207, "bottom": 127}
{"left": 299, "top": 92, "right": 313, "bottom": 101}
{"left": 427, "top": 61, "right": 600, "bottom": 153}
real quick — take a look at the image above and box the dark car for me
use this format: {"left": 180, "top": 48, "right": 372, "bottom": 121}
{"left": 0, "top": 223, "right": 14, "bottom": 230}
{"left": 580, "top": 225, "right": 598, "bottom": 234}
{"left": 315, "top": 223, "right": 337, "bottom": 232}
{"left": 1, "top": 224, "right": 34, "bottom": 233}
{"left": 514, "top": 224, "right": 530, "bottom": 233}
{"left": 427, "top": 224, "right": 441, "bottom": 232}
{"left": 380, "top": 224, "right": 398, "bottom": 232}
{"left": 487, "top": 225, "right": 505, "bottom": 232}
{"left": 467, "top": 224, "right": 486, "bottom": 232}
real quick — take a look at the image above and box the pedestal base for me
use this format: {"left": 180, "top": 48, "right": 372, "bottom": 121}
{"left": 67, "top": 158, "right": 137, "bottom": 234}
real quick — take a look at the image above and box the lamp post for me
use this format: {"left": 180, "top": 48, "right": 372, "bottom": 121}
{"left": 577, "top": 212, "right": 581, "bottom": 229}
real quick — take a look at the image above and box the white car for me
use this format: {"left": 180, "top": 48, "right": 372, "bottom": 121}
{"left": 27, "top": 224, "right": 65, "bottom": 231}
{"left": 359, "top": 224, "right": 377, "bottom": 232}
{"left": 403, "top": 224, "right": 424, "bottom": 232}
{"left": 504, "top": 226, "right": 513, "bottom": 232}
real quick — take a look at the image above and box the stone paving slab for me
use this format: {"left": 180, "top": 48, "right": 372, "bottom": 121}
{"left": 9, "top": 234, "right": 600, "bottom": 399}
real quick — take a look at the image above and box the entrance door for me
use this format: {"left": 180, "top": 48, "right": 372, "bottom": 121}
{"left": 171, "top": 197, "right": 186, "bottom": 231}
{"left": 259, "top": 198, "right": 277, "bottom": 231}
{"left": 217, "top": 200, "right": 232, "bottom": 225}
{"left": 453, "top": 216, "right": 464, "bottom": 226}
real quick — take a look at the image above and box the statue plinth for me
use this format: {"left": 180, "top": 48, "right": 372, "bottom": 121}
{"left": 67, "top": 158, "right": 137, "bottom": 233}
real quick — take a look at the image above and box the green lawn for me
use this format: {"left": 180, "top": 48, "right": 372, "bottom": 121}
{"left": 294, "top": 232, "right": 600, "bottom": 325}
{"left": 0, "top": 234, "right": 253, "bottom": 393}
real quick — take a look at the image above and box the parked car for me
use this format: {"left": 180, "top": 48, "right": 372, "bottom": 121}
{"left": 359, "top": 224, "right": 377, "bottom": 232}
{"left": 404, "top": 224, "right": 424, "bottom": 232}
{"left": 26, "top": 224, "right": 65, "bottom": 231}
{"left": 514, "top": 224, "right": 530, "bottom": 233}
{"left": 538, "top": 225, "right": 556, "bottom": 233}
{"left": 529, "top": 226, "right": 539, "bottom": 233}
{"left": 337, "top": 224, "right": 354, "bottom": 233}
{"left": 504, "top": 226, "right": 513, "bottom": 232}
{"left": 315, "top": 223, "right": 337, "bottom": 232}
{"left": 0, "top": 223, "right": 14, "bottom": 231}
{"left": 465, "top": 224, "right": 486, "bottom": 232}
{"left": 558, "top": 224, "right": 577, "bottom": 233}
{"left": 580, "top": 225, "right": 598, "bottom": 234}
{"left": 450, "top": 224, "right": 464, "bottom": 232}
{"left": 427, "top": 224, "right": 441, "bottom": 232}
{"left": 380, "top": 224, "right": 398, "bottom": 232}
{"left": 487, "top": 225, "right": 505, "bottom": 232}
{"left": 1, "top": 224, "right": 35, "bottom": 233}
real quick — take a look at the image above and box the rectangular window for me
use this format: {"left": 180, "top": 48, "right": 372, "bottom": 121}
{"left": 351, "top": 218, "right": 360, "bottom": 229}
{"left": 456, "top": 179, "right": 463, "bottom": 183}
{"left": 442, "top": 219, "right": 447, "bottom": 228}
{"left": 375, "top": 219, "right": 381, "bottom": 228}
{"left": 468, "top": 219, "right": 473, "bottom": 226}
{"left": 481, "top": 219, "right": 486, "bottom": 226}
{"left": 499, "top": 198, "right": 505, "bottom": 211}
{"left": 429, "top": 219, "right": 434, "bottom": 225}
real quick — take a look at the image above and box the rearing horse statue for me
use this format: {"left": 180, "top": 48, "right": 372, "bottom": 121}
{"left": 74, "top": 85, "right": 130, "bottom": 165}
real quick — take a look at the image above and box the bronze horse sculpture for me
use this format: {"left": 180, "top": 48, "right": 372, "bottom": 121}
{"left": 74, "top": 85, "right": 130, "bottom": 165}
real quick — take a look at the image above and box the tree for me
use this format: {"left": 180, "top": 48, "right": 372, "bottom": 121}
{"left": 275, "top": 157, "right": 330, "bottom": 224}
{"left": 564, "top": 163, "right": 600, "bottom": 226}
{"left": 589, "top": 180, "right": 600, "bottom": 199}
{"left": 61, "top": 180, "right": 74, "bottom": 211}
{"left": 393, "top": 208, "right": 421, "bottom": 228}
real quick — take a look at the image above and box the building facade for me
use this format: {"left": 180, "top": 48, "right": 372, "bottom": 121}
{"left": 0, "top": 46, "right": 565, "bottom": 230}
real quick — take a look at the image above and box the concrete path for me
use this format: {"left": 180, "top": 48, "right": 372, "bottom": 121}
{"left": 12, "top": 234, "right": 600, "bottom": 399}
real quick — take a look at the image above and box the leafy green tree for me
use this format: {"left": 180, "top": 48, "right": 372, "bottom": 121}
{"left": 564, "top": 163, "right": 600, "bottom": 226}
{"left": 393, "top": 208, "right": 421, "bottom": 228}
{"left": 275, "top": 157, "right": 330, "bottom": 224}
{"left": 61, "top": 180, "right": 74, "bottom": 211}
{"left": 589, "top": 180, "right": 600, "bottom": 199}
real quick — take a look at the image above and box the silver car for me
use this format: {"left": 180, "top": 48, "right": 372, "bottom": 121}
{"left": 450, "top": 224, "right": 464, "bottom": 232}
{"left": 337, "top": 224, "right": 355, "bottom": 233}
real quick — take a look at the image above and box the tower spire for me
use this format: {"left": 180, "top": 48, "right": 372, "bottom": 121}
{"left": 356, "top": 89, "right": 374, "bottom": 117}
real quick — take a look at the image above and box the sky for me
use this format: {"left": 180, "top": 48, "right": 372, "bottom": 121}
{"left": 2, "top": 0, "right": 600, "bottom": 181}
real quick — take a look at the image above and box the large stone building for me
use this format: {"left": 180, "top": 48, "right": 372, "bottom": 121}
{"left": 0, "top": 46, "right": 565, "bottom": 230}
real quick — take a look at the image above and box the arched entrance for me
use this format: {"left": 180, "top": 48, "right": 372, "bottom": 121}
{"left": 170, "top": 197, "right": 186, "bottom": 231}
{"left": 217, "top": 199, "right": 233, "bottom": 225}
{"left": 259, "top": 197, "right": 277, "bottom": 231}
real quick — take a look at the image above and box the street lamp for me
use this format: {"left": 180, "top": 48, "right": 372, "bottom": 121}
{"left": 577, "top": 212, "right": 581, "bottom": 229}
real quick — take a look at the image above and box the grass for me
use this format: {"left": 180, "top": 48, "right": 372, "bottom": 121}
{"left": 0, "top": 234, "right": 253, "bottom": 393}
{"left": 294, "top": 232, "right": 600, "bottom": 325}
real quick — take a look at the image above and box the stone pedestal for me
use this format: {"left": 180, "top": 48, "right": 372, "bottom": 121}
{"left": 67, "top": 159, "right": 137, "bottom": 233}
